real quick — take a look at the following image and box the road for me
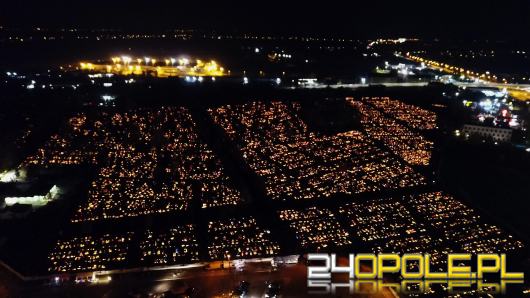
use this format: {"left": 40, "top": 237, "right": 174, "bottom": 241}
{"left": 293, "top": 80, "right": 530, "bottom": 101}
{"left": 0, "top": 261, "right": 399, "bottom": 298}
{"left": 294, "top": 81, "right": 530, "bottom": 90}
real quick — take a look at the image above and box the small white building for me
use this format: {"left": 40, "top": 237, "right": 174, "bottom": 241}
{"left": 462, "top": 124, "right": 512, "bottom": 142}
{"left": 2, "top": 185, "right": 61, "bottom": 208}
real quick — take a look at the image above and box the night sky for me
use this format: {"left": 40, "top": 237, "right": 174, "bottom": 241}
{"left": 2, "top": 0, "right": 530, "bottom": 39}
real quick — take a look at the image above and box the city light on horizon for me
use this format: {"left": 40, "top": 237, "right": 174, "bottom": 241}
{"left": 78, "top": 56, "right": 226, "bottom": 77}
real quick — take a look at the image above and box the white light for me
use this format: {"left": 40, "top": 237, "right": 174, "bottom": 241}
{"left": 144, "top": 57, "right": 151, "bottom": 64}
{"left": 254, "top": 48, "right": 260, "bottom": 53}
{"left": 0, "top": 170, "right": 20, "bottom": 183}
{"left": 4, "top": 185, "right": 60, "bottom": 206}
{"left": 243, "top": 77, "right": 249, "bottom": 84}
{"left": 101, "top": 95, "right": 116, "bottom": 101}
{"left": 398, "top": 68, "right": 409, "bottom": 76}
{"left": 360, "top": 77, "right": 366, "bottom": 84}
{"left": 275, "top": 78, "right": 281, "bottom": 85}
{"left": 179, "top": 58, "right": 190, "bottom": 66}
{"left": 103, "top": 82, "right": 112, "bottom": 87}
{"left": 121, "top": 56, "right": 132, "bottom": 64}
{"left": 5, "top": 195, "right": 46, "bottom": 206}
{"left": 198, "top": 76, "right": 204, "bottom": 82}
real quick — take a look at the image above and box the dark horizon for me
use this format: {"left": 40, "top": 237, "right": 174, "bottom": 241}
{"left": 2, "top": 0, "right": 530, "bottom": 39}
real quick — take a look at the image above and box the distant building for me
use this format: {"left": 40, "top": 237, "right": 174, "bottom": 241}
{"left": 462, "top": 124, "right": 512, "bottom": 142}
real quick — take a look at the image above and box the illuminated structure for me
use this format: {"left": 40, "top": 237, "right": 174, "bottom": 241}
{"left": 462, "top": 124, "right": 512, "bottom": 142}
{"left": 79, "top": 56, "right": 225, "bottom": 77}
{"left": 3, "top": 185, "right": 61, "bottom": 208}
{"left": 0, "top": 169, "right": 26, "bottom": 183}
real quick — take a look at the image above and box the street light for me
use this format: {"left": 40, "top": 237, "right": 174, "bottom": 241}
{"left": 121, "top": 56, "right": 131, "bottom": 65}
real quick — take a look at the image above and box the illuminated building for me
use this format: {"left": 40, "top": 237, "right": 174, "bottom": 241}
{"left": 462, "top": 124, "right": 512, "bottom": 142}
{"left": 79, "top": 57, "right": 226, "bottom": 77}
{"left": 3, "top": 185, "right": 61, "bottom": 208}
